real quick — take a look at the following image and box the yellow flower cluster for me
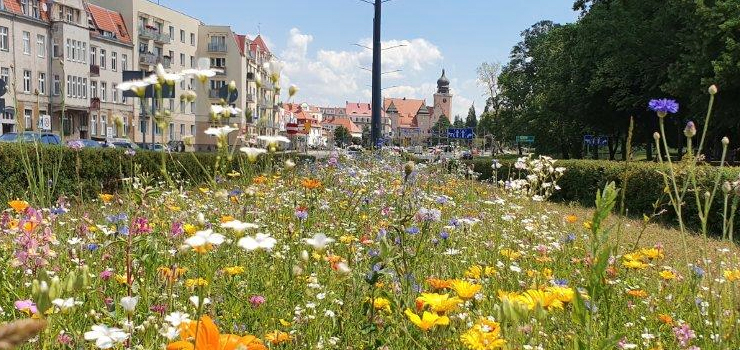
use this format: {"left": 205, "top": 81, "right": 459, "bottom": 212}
{"left": 460, "top": 318, "right": 506, "bottom": 350}
{"left": 497, "top": 286, "right": 575, "bottom": 311}
{"left": 622, "top": 247, "right": 663, "bottom": 270}
{"left": 184, "top": 278, "right": 208, "bottom": 288}
{"left": 724, "top": 269, "right": 740, "bottom": 282}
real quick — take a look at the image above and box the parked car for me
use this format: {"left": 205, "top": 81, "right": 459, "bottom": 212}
{"left": 66, "top": 139, "right": 101, "bottom": 148}
{"left": 0, "top": 132, "right": 61, "bottom": 145}
{"left": 149, "top": 143, "right": 170, "bottom": 152}
{"left": 167, "top": 140, "right": 185, "bottom": 152}
{"left": 102, "top": 138, "right": 139, "bottom": 150}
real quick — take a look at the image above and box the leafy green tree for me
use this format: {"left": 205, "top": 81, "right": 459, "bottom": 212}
{"left": 465, "top": 104, "right": 478, "bottom": 129}
{"left": 453, "top": 115, "right": 465, "bottom": 128}
{"left": 430, "top": 116, "right": 451, "bottom": 145}
{"left": 334, "top": 126, "right": 351, "bottom": 147}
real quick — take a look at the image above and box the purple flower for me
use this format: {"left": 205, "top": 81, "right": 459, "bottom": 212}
{"left": 673, "top": 323, "right": 696, "bottom": 347}
{"left": 249, "top": 295, "right": 265, "bottom": 308}
{"left": 295, "top": 207, "right": 308, "bottom": 220}
{"left": 649, "top": 99, "right": 679, "bottom": 116}
{"left": 131, "top": 217, "right": 152, "bottom": 235}
{"left": 439, "top": 231, "right": 450, "bottom": 240}
{"left": 14, "top": 299, "right": 38, "bottom": 314}
{"left": 67, "top": 140, "right": 84, "bottom": 151}
{"left": 170, "top": 221, "right": 184, "bottom": 237}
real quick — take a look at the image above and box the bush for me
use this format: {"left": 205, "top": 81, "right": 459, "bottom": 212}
{"left": 463, "top": 157, "right": 740, "bottom": 237}
{"left": 0, "top": 144, "right": 315, "bottom": 202}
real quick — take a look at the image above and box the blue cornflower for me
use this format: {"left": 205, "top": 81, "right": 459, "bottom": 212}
{"left": 368, "top": 249, "right": 380, "bottom": 257}
{"left": 692, "top": 266, "right": 705, "bottom": 278}
{"left": 553, "top": 278, "right": 569, "bottom": 287}
{"left": 562, "top": 233, "right": 576, "bottom": 243}
{"left": 406, "top": 226, "right": 420, "bottom": 235}
{"left": 648, "top": 99, "right": 679, "bottom": 117}
{"left": 431, "top": 238, "right": 439, "bottom": 245}
{"left": 439, "top": 231, "right": 450, "bottom": 240}
{"left": 50, "top": 207, "right": 67, "bottom": 215}
{"left": 229, "top": 188, "right": 242, "bottom": 197}
{"left": 436, "top": 196, "right": 448, "bottom": 205}
{"left": 449, "top": 218, "right": 460, "bottom": 227}
{"left": 376, "top": 228, "right": 387, "bottom": 240}
{"left": 87, "top": 243, "right": 99, "bottom": 251}
{"left": 118, "top": 226, "right": 129, "bottom": 236}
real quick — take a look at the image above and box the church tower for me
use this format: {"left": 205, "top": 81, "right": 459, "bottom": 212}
{"left": 433, "top": 69, "right": 452, "bottom": 123}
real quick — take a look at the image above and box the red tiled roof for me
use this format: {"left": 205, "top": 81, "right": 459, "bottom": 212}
{"left": 3, "top": 0, "right": 50, "bottom": 21}
{"left": 234, "top": 34, "right": 246, "bottom": 56}
{"left": 345, "top": 101, "right": 371, "bottom": 116}
{"left": 384, "top": 98, "right": 425, "bottom": 127}
{"left": 250, "top": 34, "right": 270, "bottom": 54}
{"left": 86, "top": 3, "right": 131, "bottom": 44}
{"left": 324, "top": 117, "right": 361, "bottom": 134}
{"left": 283, "top": 103, "right": 319, "bottom": 123}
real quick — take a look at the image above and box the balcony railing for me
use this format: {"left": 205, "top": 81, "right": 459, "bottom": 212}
{"left": 207, "top": 43, "right": 227, "bottom": 52}
{"left": 138, "top": 25, "right": 171, "bottom": 43}
{"left": 89, "top": 98, "right": 100, "bottom": 111}
{"left": 208, "top": 90, "right": 220, "bottom": 99}
{"left": 90, "top": 64, "right": 100, "bottom": 77}
{"left": 139, "top": 53, "right": 171, "bottom": 68}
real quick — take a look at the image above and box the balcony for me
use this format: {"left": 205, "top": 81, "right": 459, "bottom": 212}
{"left": 211, "top": 67, "right": 226, "bottom": 75}
{"left": 138, "top": 25, "right": 170, "bottom": 44}
{"left": 207, "top": 43, "right": 227, "bottom": 53}
{"left": 158, "top": 55, "right": 172, "bottom": 69}
{"left": 90, "top": 64, "right": 100, "bottom": 77}
{"left": 208, "top": 90, "right": 220, "bottom": 99}
{"left": 139, "top": 53, "right": 171, "bottom": 68}
{"left": 246, "top": 72, "right": 255, "bottom": 81}
{"left": 89, "top": 98, "right": 100, "bottom": 111}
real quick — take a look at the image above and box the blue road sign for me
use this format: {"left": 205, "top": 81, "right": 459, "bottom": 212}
{"left": 583, "top": 135, "right": 608, "bottom": 147}
{"left": 447, "top": 128, "right": 474, "bottom": 139}
{"left": 583, "top": 135, "right": 593, "bottom": 145}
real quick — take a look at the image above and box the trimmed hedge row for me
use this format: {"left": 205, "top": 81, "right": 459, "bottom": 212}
{"left": 462, "top": 158, "right": 740, "bottom": 236}
{"left": 0, "top": 144, "right": 315, "bottom": 202}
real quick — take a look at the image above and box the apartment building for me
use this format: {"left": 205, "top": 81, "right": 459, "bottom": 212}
{"left": 84, "top": 3, "right": 134, "bottom": 139}
{"left": 89, "top": 0, "right": 201, "bottom": 144}
{"left": 0, "top": 0, "right": 51, "bottom": 134}
{"left": 247, "top": 35, "right": 277, "bottom": 135}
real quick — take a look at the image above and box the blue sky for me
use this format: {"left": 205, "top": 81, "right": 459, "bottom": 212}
{"left": 159, "top": 0, "right": 578, "bottom": 117}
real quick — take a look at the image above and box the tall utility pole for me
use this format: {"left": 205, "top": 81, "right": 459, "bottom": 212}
{"left": 370, "top": 0, "right": 382, "bottom": 148}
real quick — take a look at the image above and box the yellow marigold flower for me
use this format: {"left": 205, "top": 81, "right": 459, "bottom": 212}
{"left": 265, "top": 330, "right": 292, "bottom": 345}
{"left": 465, "top": 265, "right": 483, "bottom": 279}
{"left": 114, "top": 274, "right": 128, "bottom": 285}
{"left": 220, "top": 216, "right": 235, "bottom": 223}
{"left": 622, "top": 259, "right": 649, "bottom": 270}
{"left": 640, "top": 248, "right": 664, "bottom": 260}
{"left": 404, "top": 308, "right": 449, "bottom": 331}
{"left": 565, "top": 214, "right": 578, "bottom": 224}
{"left": 659, "top": 270, "right": 676, "bottom": 280}
{"left": 627, "top": 289, "right": 648, "bottom": 298}
{"left": 544, "top": 286, "right": 575, "bottom": 304}
{"left": 223, "top": 266, "right": 245, "bottom": 276}
{"left": 183, "top": 224, "right": 197, "bottom": 236}
{"left": 426, "top": 278, "right": 452, "bottom": 290}
{"left": 517, "top": 289, "right": 563, "bottom": 310}
{"left": 542, "top": 268, "right": 553, "bottom": 280}
{"left": 198, "top": 187, "right": 210, "bottom": 193}
{"left": 99, "top": 193, "right": 114, "bottom": 203}
{"left": 185, "top": 278, "right": 208, "bottom": 288}
{"left": 623, "top": 252, "right": 645, "bottom": 262}
{"left": 339, "top": 235, "right": 357, "bottom": 244}
{"left": 460, "top": 318, "right": 506, "bottom": 350}
{"left": 583, "top": 221, "right": 592, "bottom": 230}
{"left": 450, "top": 280, "right": 482, "bottom": 300}
{"left": 723, "top": 269, "right": 740, "bottom": 282}
{"left": 499, "top": 249, "right": 521, "bottom": 260}
{"left": 301, "top": 178, "right": 322, "bottom": 190}
{"left": 367, "top": 297, "right": 392, "bottom": 313}
{"left": 417, "top": 293, "right": 462, "bottom": 313}
{"left": 278, "top": 319, "right": 292, "bottom": 327}
{"left": 8, "top": 200, "right": 29, "bottom": 213}
{"left": 158, "top": 266, "right": 188, "bottom": 282}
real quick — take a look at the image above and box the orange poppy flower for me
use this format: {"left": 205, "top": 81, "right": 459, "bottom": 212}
{"left": 301, "top": 178, "right": 322, "bottom": 190}
{"left": 167, "top": 315, "right": 266, "bottom": 350}
{"left": 8, "top": 200, "right": 29, "bottom": 213}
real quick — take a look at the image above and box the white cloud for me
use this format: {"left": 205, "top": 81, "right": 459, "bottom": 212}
{"left": 277, "top": 27, "right": 477, "bottom": 118}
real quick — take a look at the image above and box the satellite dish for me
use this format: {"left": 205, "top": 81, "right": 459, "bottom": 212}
{"left": 41, "top": 3, "right": 47, "bottom": 11}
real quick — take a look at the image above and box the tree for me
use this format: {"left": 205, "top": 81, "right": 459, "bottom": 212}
{"left": 430, "top": 116, "right": 451, "bottom": 145}
{"left": 465, "top": 104, "right": 477, "bottom": 129}
{"left": 361, "top": 126, "right": 371, "bottom": 147}
{"left": 334, "top": 126, "right": 351, "bottom": 147}
{"left": 453, "top": 115, "right": 465, "bottom": 128}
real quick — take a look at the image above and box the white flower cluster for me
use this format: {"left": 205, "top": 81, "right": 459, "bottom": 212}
{"left": 502, "top": 155, "right": 565, "bottom": 201}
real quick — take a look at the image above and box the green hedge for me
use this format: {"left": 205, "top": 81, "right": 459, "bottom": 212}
{"left": 462, "top": 158, "right": 740, "bottom": 237}
{"left": 0, "top": 144, "right": 315, "bottom": 203}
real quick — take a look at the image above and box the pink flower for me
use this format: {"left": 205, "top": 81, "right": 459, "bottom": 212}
{"left": 131, "top": 217, "right": 152, "bottom": 235}
{"left": 673, "top": 323, "right": 696, "bottom": 348}
{"left": 100, "top": 270, "right": 113, "bottom": 281}
{"left": 248, "top": 295, "right": 265, "bottom": 308}
{"left": 15, "top": 299, "right": 38, "bottom": 314}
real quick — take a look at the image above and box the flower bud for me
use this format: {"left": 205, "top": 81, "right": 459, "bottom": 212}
{"left": 300, "top": 250, "right": 309, "bottom": 262}
{"left": 722, "top": 137, "right": 729, "bottom": 146}
{"left": 404, "top": 161, "right": 415, "bottom": 179}
{"left": 708, "top": 85, "right": 718, "bottom": 95}
{"left": 228, "top": 80, "right": 237, "bottom": 92}
{"left": 289, "top": 84, "right": 299, "bottom": 98}
{"left": 285, "top": 159, "right": 296, "bottom": 169}
{"left": 653, "top": 132, "right": 660, "bottom": 141}
{"left": 722, "top": 181, "right": 732, "bottom": 194}
{"left": 683, "top": 121, "right": 696, "bottom": 138}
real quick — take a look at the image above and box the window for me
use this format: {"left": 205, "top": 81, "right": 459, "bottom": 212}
{"left": 169, "top": 122, "right": 174, "bottom": 141}
{"left": 180, "top": 124, "right": 184, "bottom": 136}
{"left": 180, "top": 100, "right": 185, "bottom": 112}
{"left": 190, "top": 101, "right": 195, "bottom": 113}
{"left": 140, "top": 119, "right": 146, "bottom": 135}
{"left": 81, "top": 42, "right": 86, "bottom": 63}
{"left": 113, "top": 84, "right": 118, "bottom": 103}
{"left": 71, "top": 76, "right": 76, "bottom": 97}
{"left": 190, "top": 33, "right": 195, "bottom": 45}
{"left": 57, "top": 5, "right": 63, "bottom": 21}
{"left": 101, "top": 82, "right": 107, "bottom": 102}
{"left": 66, "top": 75, "right": 71, "bottom": 97}
{"left": 91, "top": 114, "right": 97, "bottom": 136}
{"left": 169, "top": 99, "right": 174, "bottom": 111}
{"left": 169, "top": 26, "right": 174, "bottom": 40}
{"left": 111, "top": 52, "right": 117, "bottom": 71}
{"left": 190, "top": 125, "right": 195, "bottom": 136}
{"left": 36, "top": 34, "right": 45, "bottom": 57}
{"left": 31, "top": 0, "right": 39, "bottom": 18}
{"left": 82, "top": 78, "right": 87, "bottom": 98}
{"left": 190, "top": 56, "right": 195, "bottom": 68}
{"left": 66, "top": 7, "right": 73, "bottom": 22}
{"left": 210, "top": 57, "right": 226, "bottom": 67}
{"left": 101, "top": 115, "right": 107, "bottom": 136}
{"left": 180, "top": 29, "right": 185, "bottom": 43}
{"left": 100, "top": 49, "right": 106, "bottom": 69}
{"left": 0, "top": 67, "right": 8, "bottom": 83}
{"left": 122, "top": 116, "right": 129, "bottom": 136}
{"left": 122, "top": 54, "right": 127, "bottom": 70}
{"left": 90, "top": 46, "right": 96, "bottom": 65}
{"left": 20, "top": 0, "right": 27, "bottom": 15}
{"left": 53, "top": 75, "right": 60, "bottom": 95}
{"left": 22, "top": 32, "right": 30, "bottom": 54}
{"left": 24, "top": 109, "right": 32, "bottom": 130}
{"left": 23, "top": 70, "right": 31, "bottom": 92}
{"left": 0, "top": 27, "right": 8, "bottom": 51}
{"left": 71, "top": 40, "right": 76, "bottom": 61}
{"left": 38, "top": 73, "right": 45, "bottom": 95}
{"left": 179, "top": 53, "right": 185, "bottom": 66}
{"left": 90, "top": 81, "right": 97, "bottom": 98}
